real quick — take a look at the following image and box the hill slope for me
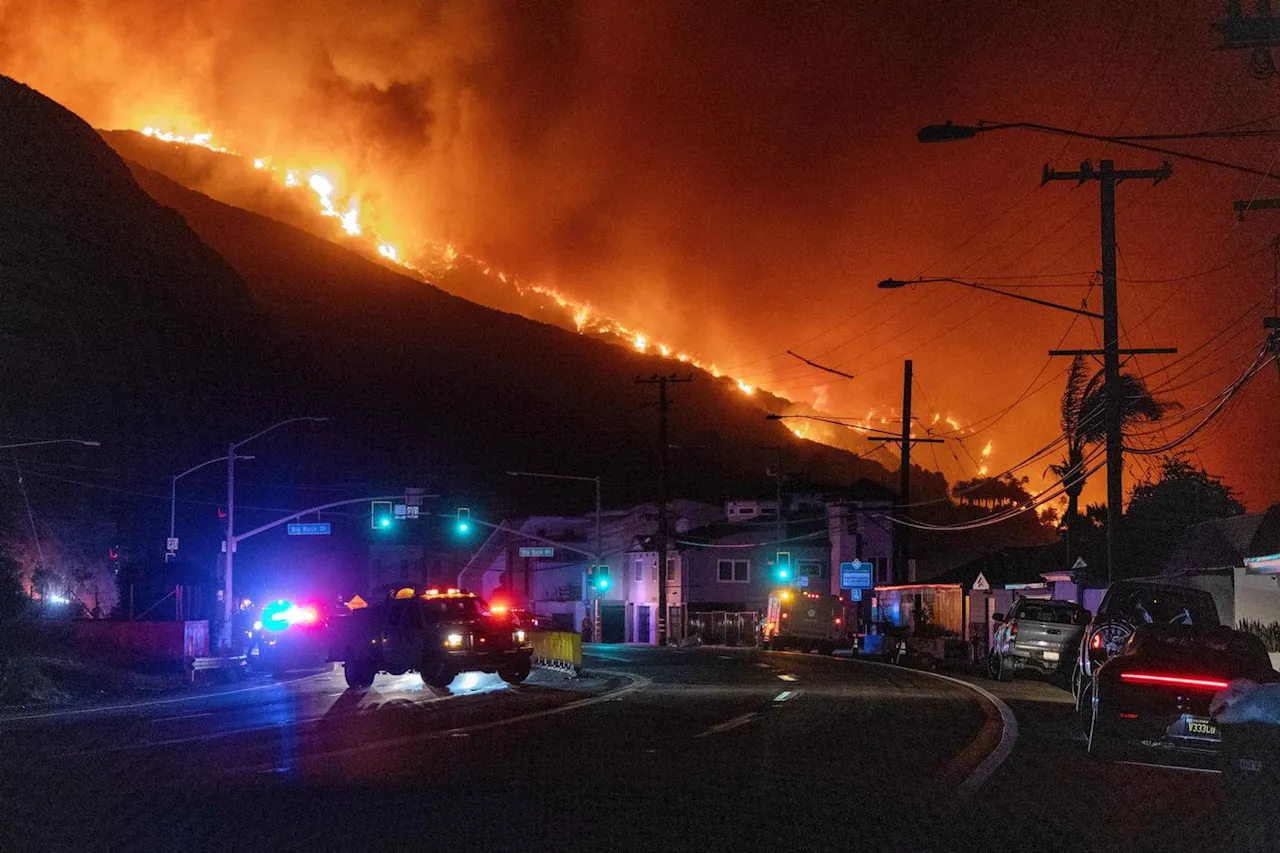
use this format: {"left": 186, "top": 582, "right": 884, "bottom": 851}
{"left": 121, "top": 157, "right": 889, "bottom": 505}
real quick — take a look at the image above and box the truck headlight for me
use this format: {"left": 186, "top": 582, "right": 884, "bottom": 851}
{"left": 444, "top": 633, "right": 464, "bottom": 648}
{"left": 514, "top": 630, "right": 526, "bottom": 643}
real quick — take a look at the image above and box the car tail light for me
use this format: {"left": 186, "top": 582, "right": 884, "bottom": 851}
{"left": 834, "top": 617, "right": 842, "bottom": 626}
{"left": 1009, "top": 622, "right": 1017, "bottom": 641}
{"left": 1090, "top": 632, "right": 1103, "bottom": 651}
{"left": 1119, "top": 673, "right": 1230, "bottom": 691}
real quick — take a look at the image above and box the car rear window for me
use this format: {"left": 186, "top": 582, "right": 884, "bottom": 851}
{"left": 1014, "top": 602, "right": 1088, "bottom": 625}
{"left": 1100, "top": 584, "right": 1218, "bottom": 626}
{"left": 1130, "top": 626, "right": 1272, "bottom": 673}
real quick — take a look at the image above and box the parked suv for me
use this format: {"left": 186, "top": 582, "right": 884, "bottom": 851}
{"left": 987, "top": 598, "right": 1088, "bottom": 682}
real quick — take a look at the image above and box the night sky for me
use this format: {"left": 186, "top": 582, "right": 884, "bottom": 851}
{"left": 2, "top": 1, "right": 1276, "bottom": 508}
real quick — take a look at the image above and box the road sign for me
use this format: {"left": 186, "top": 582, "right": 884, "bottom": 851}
{"left": 840, "top": 561, "right": 874, "bottom": 590}
{"left": 519, "top": 546, "right": 555, "bottom": 558}
{"left": 972, "top": 572, "right": 990, "bottom": 591}
{"left": 394, "top": 503, "right": 407, "bottom": 519}
{"left": 287, "top": 522, "right": 331, "bottom": 536}
{"left": 1071, "top": 557, "right": 1088, "bottom": 571}
{"left": 406, "top": 506, "right": 420, "bottom": 519}
{"left": 798, "top": 575, "right": 810, "bottom": 588}
{"left": 851, "top": 588, "right": 863, "bottom": 602}
{"left": 166, "top": 537, "right": 179, "bottom": 552}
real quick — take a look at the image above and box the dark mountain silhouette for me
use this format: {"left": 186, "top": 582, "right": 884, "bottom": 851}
{"left": 0, "top": 75, "right": 889, "bottom": 518}
{"left": 0, "top": 76, "right": 283, "bottom": 451}
{"left": 120, "top": 156, "right": 891, "bottom": 506}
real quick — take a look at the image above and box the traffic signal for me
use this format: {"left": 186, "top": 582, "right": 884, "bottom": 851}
{"left": 587, "top": 565, "right": 610, "bottom": 591}
{"left": 371, "top": 500, "right": 394, "bottom": 530}
{"left": 455, "top": 507, "right": 471, "bottom": 535}
{"left": 775, "top": 551, "right": 792, "bottom": 582}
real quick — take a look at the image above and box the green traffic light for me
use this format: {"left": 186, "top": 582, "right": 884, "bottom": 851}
{"left": 380, "top": 517, "right": 391, "bottom": 528}
{"left": 596, "top": 576, "right": 610, "bottom": 590}
{"left": 457, "top": 521, "right": 470, "bottom": 534}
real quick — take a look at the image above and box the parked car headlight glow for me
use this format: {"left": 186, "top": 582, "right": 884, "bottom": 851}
{"left": 444, "top": 633, "right": 464, "bottom": 648}
{"left": 514, "top": 630, "right": 526, "bottom": 643}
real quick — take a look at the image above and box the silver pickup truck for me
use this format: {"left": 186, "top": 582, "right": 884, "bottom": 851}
{"left": 987, "top": 598, "right": 1089, "bottom": 682}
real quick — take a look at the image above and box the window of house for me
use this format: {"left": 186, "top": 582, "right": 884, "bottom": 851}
{"left": 634, "top": 557, "right": 645, "bottom": 583}
{"left": 740, "top": 506, "right": 757, "bottom": 516}
{"left": 717, "top": 559, "right": 749, "bottom": 582}
{"left": 667, "top": 555, "right": 677, "bottom": 583}
{"left": 872, "top": 556, "right": 889, "bottom": 584}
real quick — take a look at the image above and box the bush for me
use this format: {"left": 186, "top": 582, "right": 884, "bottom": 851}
{"left": 1238, "top": 619, "right": 1280, "bottom": 653}
{"left": 913, "top": 621, "right": 960, "bottom": 639}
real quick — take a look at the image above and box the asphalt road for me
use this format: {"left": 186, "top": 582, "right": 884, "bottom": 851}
{"left": 0, "top": 646, "right": 1232, "bottom": 853}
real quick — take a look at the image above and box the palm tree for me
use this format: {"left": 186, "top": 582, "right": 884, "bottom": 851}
{"left": 1048, "top": 356, "right": 1174, "bottom": 571}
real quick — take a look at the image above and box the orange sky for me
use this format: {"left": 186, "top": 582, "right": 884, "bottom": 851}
{"left": 2, "top": 0, "right": 1276, "bottom": 509}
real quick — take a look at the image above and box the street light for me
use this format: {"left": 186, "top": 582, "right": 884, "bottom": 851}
{"left": 222, "top": 417, "right": 327, "bottom": 652}
{"left": 506, "top": 471, "right": 603, "bottom": 564}
{"left": 169, "top": 454, "right": 254, "bottom": 549}
{"left": 0, "top": 438, "right": 100, "bottom": 449}
{"left": 877, "top": 276, "right": 1103, "bottom": 320}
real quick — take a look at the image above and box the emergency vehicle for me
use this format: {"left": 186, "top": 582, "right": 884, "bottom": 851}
{"left": 762, "top": 589, "right": 845, "bottom": 654}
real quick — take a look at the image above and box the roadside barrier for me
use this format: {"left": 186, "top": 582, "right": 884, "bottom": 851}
{"left": 531, "top": 631, "right": 581, "bottom": 677}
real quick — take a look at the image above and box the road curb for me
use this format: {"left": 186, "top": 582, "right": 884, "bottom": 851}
{"left": 836, "top": 656, "right": 1019, "bottom": 801}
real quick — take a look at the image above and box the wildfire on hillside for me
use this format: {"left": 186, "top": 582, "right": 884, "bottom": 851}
{"left": 130, "top": 126, "right": 995, "bottom": 483}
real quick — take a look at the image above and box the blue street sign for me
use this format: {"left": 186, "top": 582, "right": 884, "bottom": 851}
{"left": 287, "top": 523, "right": 331, "bottom": 536}
{"left": 851, "top": 588, "right": 863, "bottom": 602}
{"left": 840, "top": 561, "right": 874, "bottom": 590}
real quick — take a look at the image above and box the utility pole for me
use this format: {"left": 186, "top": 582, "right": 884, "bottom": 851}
{"left": 868, "top": 360, "right": 942, "bottom": 585}
{"left": 1042, "top": 160, "right": 1173, "bottom": 587}
{"left": 636, "top": 373, "right": 692, "bottom": 645}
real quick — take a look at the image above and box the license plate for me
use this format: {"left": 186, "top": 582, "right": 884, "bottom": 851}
{"left": 1169, "top": 714, "right": 1218, "bottom": 740}
{"left": 1186, "top": 717, "right": 1217, "bottom": 737}
{"left": 1043, "top": 650, "right": 1060, "bottom": 662}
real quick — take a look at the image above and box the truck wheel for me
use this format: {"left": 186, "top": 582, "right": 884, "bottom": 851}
{"left": 422, "top": 664, "right": 454, "bottom": 689}
{"left": 500, "top": 662, "right": 532, "bottom": 685}
{"left": 343, "top": 655, "right": 375, "bottom": 689}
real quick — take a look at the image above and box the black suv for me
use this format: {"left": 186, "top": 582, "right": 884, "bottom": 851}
{"left": 342, "top": 588, "right": 535, "bottom": 690}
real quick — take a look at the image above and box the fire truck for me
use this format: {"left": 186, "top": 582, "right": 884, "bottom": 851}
{"left": 761, "top": 589, "right": 845, "bottom": 654}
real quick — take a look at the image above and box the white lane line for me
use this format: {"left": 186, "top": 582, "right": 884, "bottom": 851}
{"left": 777, "top": 674, "right": 798, "bottom": 682}
{"left": 694, "top": 712, "right": 759, "bottom": 738}
{"left": 717, "top": 655, "right": 733, "bottom": 660}
{"left": 755, "top": 664, "right": 773, "bottom": 669}
{"left": 150, "top": 712, "right": 213, "bottom": 724}
{"left": 1118, "top": 761, "right": 1221, "bottom": 775}
{"left": 235, "top": 669, "right": 652, "bottom": 772}
{"left": 0, "top": 672, "right": 333, "bottom": 724}
{"left": 773, "top": 691, "right": 793, "bottom": 702}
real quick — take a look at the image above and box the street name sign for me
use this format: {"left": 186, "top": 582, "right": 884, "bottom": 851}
{"left": 840, "top": 561, "right": 874, "bottom": 590}
{"left": 519, "top": 546, "right": 555, "bottom": 558}
{"left": 287, "top": 523, "right": 331, "bottom": 536}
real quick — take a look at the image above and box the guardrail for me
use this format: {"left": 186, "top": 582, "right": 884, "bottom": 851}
{"left": 188, "top": 655, "right": 247, "bottom": 683}
{"left": 531, "top": 631, "right": 581, "bottom": 677}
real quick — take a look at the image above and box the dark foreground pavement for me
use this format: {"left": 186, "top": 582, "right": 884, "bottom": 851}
{"left": 0, "top": 646, "right": 1235, "bottom": 852}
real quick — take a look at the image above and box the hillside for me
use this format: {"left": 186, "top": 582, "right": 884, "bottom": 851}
{"left": 120, "top": 156, "right": 889, "bottom": 506}
{"left": 0, "top": 77, "right": 284, "bottom": 452}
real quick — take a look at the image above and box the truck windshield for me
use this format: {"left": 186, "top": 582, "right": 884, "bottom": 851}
{"left": 422, "top": 598, "right": 483, "bottom": 617}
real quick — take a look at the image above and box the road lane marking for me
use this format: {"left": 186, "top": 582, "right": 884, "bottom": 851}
{"left": 0, "top": 671, "right": 333, "bottom": 725}
{"left": 755, "top": 663, "right": 773, "bottom": 669}
{"left": 777, "top": 674, "right": 798, "bottom": 682}
{"left": 1118, "top": 761, "right": 1221, "bottom": 774}
{"left": 234, "top": 669, "right": 652, "bottom": 772}
{"left": 694, "top": 712, "right": 759, "bottom": 738}
{"left": 841, "top": 658, "right": 1017, "bottom": 802}
{"left": 150, "top": 712, "right": 213, "bottom": 723}
{"left": 773, "top": 691, "right": 793, "bottom": 702}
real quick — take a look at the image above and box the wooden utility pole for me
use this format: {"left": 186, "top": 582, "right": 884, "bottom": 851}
{"left": 868, "top": 360, "right": 942, "bottom": 584}
{"left": 636, "top": 373, "right": 692, "bottom": 645}
{"left": 1042, "top": 160, "right": 1174, "bottom": 587}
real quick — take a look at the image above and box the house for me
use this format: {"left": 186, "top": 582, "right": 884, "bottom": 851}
{"left": 458, "top": 501, "right": 722, "bottom": 642}
{"left": 1161, "top": 506, "right": 1280, "bottom": 628}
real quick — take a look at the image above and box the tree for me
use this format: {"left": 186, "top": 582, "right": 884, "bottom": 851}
{"left": 1120, "top": 457, "right": 1246, "bottom": 576}
{"left": 1048, "top": 356, "right": 1175, "bottom": 569}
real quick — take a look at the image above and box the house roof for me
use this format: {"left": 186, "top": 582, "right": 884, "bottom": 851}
{"left": 1164, "top": 512, "right": 1268, "bottom": 573}
{"left": 929, "top": 543, "right": 1067, "bottom": 589}
{"left": 1249, "top": 505, "right": 1280, "bottom": 558}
